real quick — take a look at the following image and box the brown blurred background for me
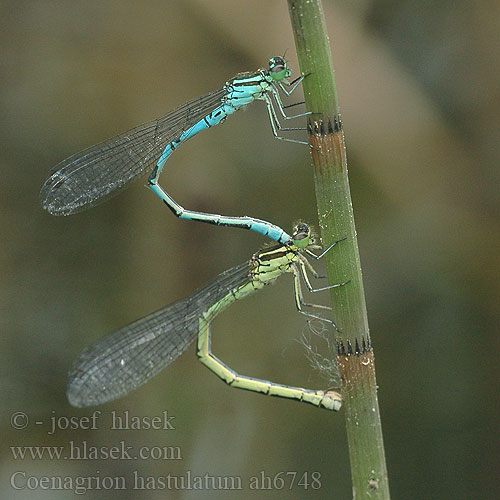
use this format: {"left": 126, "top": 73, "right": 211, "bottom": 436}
{"left": 1, "top": 1, "right": 498, "bottom": 498}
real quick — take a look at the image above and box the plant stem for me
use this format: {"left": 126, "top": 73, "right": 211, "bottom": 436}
{"left": 287, "top": 1, "right": 390, "bottom": 498}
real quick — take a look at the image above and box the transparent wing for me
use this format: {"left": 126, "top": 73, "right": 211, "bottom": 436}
{"left": 41, "top": 88, "right": 226, "bottom": 215}
{"left": 67, "top": 261, "right": 250, "bottom": 407}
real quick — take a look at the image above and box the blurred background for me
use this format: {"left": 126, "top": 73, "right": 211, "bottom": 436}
{"left": 1, "top": 0, "right": 498, "bottom": 498}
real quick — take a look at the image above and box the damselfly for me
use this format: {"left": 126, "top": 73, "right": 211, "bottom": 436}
{"left": 67, "top": 224, "right": 348, "bottom": 410}
{"left": 41, "top": 57, "right": 309, "bottom": 244}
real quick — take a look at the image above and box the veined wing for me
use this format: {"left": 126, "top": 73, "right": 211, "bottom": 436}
{"left": 41, "top": 88, "right": 226, "bottom": 215}
{"left": 67, "top": 261, "right": 250, "bottom": 407}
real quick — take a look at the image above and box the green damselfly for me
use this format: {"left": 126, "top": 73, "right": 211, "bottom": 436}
{"left": 67, "top": 224, "right": 348, "bottom": 410}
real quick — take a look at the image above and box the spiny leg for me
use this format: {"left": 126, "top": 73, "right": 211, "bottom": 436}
{"left": 277, "top": 74, "right": 308, "bottom": 96}
{"left": 301, "top": 254, "right": 327, "bottom": 279}
{"left": 305, "top": 237, "right": 348, "bottom": 261}
{"left": 196, "top": 317, "right": 341, "bottom": 411}
{"left": 298, "top": 256, "right": 350, "bottom": 294}
{"left": 270, "top": 84, "right": 311, "bottom": 120}
{"left": 293, "top": 267, "right": 331, "bottom": 312}
{"left": 292, "top": 261, "right": 350, "bottom": 331}
{"left": 291, "top": 266, "right": 336, "bottom": 326}
{"left": 266, "top": 93, "right": 307, "bottom": 131}
{"left": 264, "top": 95, "right": 310, "bottom": 146}
{"left": 281, "top": 101, "right": 306, "bottom": 110}
{"left": 301, "top": 237, "right": 349, "bottom": 282}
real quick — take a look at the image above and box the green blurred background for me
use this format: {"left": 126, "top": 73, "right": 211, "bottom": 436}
{"left": 1, "top": 1, "right": 498, "bottom": 498}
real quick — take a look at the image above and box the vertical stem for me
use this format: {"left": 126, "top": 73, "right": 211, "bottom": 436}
{"left": 287, "top": 1, "right": 390, "bottom": 498}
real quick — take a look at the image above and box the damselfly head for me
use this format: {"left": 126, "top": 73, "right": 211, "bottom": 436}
{"left": 291, "top": 223, "right": 311, "bottom": 248}
{"left": 268, "top": 56, "right": 291, "bottom": 81}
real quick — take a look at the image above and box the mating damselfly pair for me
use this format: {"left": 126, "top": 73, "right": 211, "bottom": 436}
{"left": 41, "top": 57, "right": 348, "bottom": 410}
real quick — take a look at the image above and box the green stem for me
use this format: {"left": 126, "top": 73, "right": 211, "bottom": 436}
{"left": 287, "top": 1, "right": 391, "bottom": 498}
